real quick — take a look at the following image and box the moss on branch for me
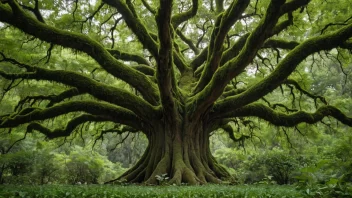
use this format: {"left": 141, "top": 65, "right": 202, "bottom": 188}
{"left": 0, "top": 1, "right": 159, "bottom": 105}
{"left": 194, "top": 0, "right": 250, "bottom": 93}
{"left": 212, "top": 22, "right": 352, "bottom": 115}
{"left": 0, "top": 59, "right": 159, "bottom": 121}
{"left": 280, "top": 0, "right": 310, "bottom": 16}
{"left": 107, "top": 49, "right": 151, "bottom": 66}
{"left": 212, "top": 103, "right": 352, "bottom": 127}
{"left": 26, "top": 114, "right": 110, "bottom": 139}
{"left": 102, "top": 0, "right": 159, "bottom": 57}
{"left": 191, "top": 0, "right": 286, "bottom": 118}
{"left": 263, "top": 39, "right": 299, "bottom": 50}
{"left": 131, "top": 65, "right": 155, "bottom": 76}
{"left": 0, "top": 101, "right": 143, "bottom": 130}
{"left": 171, "top": 0, "right": 198, "bottom": 29}
{"left": 14, "top": 88, "right": 82, "bottom": 111}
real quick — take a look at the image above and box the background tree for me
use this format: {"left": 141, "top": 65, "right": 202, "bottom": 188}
{"left": 0, "top": 0, "right": 351, "bottom": 185}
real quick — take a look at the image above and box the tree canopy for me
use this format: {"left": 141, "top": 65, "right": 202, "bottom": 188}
{"left": 0, "top": 0, "right": 352, "bottom": 184}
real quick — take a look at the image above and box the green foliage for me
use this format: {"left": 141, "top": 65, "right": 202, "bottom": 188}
{"left": 62, "top": 145, "right": 125, "bottom": 184}
{"left": 0, "top": 184, "right": 305, "bottom": 198}
{"left": 0, "top": 136, "right": 125, "bottom": 185}
{"left": 214, "top": 146, "right": 304, "bottom": 185}
{"left": 257, "top": 149, "right": 299, "bottom": 185}
{"left": 295, "top": 135, "right": 352, "bottom": 197}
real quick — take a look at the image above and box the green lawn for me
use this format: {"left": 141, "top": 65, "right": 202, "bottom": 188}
{"left": 0, "top": 184, "right": 306, "bottom": 198}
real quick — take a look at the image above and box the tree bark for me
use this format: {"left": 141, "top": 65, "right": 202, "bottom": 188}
{"left": 107, "top": 120, "right": 230, "bottom": 185}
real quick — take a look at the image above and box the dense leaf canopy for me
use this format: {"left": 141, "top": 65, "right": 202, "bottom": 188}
{"left": 0, "top": 0, "right": 352, "bottom": 184}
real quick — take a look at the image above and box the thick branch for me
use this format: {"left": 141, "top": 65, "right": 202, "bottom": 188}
{"left": 156, "top": 0, "right": 179, "bottom": 120}
{"left": 14, "top": 88, "right": 82, "bottom": 112}
{"left": 0, "top": 62, "right": 158, "bottom": 121}
{"left": 194, "top": 0, "right": 250, "bottom": 93}
{"left": 212, "top": 23, "right": 352, "bottom": 115}
{"left": 211, "top": 103, "right": 352, "bottom": 127}
{"left": 280, "top": 0, "right": 310, "bottom": 15}
{"left": 107, "top": 49, "right": 150, "bottom": 65}
{"left": 172, "top": 0, "right": 198, "bottom": 29}
{"left": 27, "top": 114, "right": 112, "bottom": 139}
{"left": 220, "top": 13, "right": 294, "bottom": 68}
{"left": 191, "top": 0, "right": 286, "bottom": 118}
{"left": 131, "top": 65, "right": 155, "bottom": 76}
{"left": 102, "top": 0, "right": 159, "bottom": 58}
{"left": 263, "top": 39, "right": 299, "bottom": 50}
{"left": 0, "top": 1, "right": 159, "bottom": 105}
{"left": 1, "top": 101, "right": 143, "bottom": 130}
{"left": 176, "top": 29, "right": 200, "bottom": 55}
{"left": 141, "top": 0, "right": 156, "bottom": 14}
{"left": 215, "top": 0, "right": 224, "bottom": 13}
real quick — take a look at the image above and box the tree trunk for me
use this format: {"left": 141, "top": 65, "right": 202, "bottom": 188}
{"left": 108, "top": 120, "right": 230, "bottom": 185}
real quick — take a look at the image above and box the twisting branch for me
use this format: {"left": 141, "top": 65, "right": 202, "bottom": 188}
{"left": 141, "top": 0, "right": 156, "bottom": 14}
{"left": 107, "top": 49, "right": 151, "bottom": 66}
{"left": 282, "top": 79, "right": 327, "bottom": 106}
{"left": 94, "top": 125, "right": 140, "bottom": 150}
{"left": 19, "top": 0, "right": 45, "bottom": 23}
{"left": 194, "top": 0, "right": 250, "bottom": 93}
{"left": 263, "top": 39, "right": 299, "bottom": 50}
{"left": 191, "top": 0, "right": 288, "bottom": 118}
{"left": 261, "top": 97, "right": 298, "bottom": 113}
{"left": 222, "top": 123, "right": 250, "bottom": 144}
{"left": 211, "top": 22, "right": 352, "bottom": 117}
{"left": 220, "top": 11, "right": 294, "bottom": 68}
{"left": 176, "top": 29, "right": 200, "bottom": 55}
{"left": 0, "top": 56, "right": 158, "bottom": 121}
{"left": 74, "top": 2, "right": 106, "bottom": 32}
{"left": 0, "top": 1, "right": 159, "bottom": 105}
{"left": 14, "top": 88, "right": 82, "bottom": 112}
{"left": 172, "top": 0, "right": 198, "bottom": 29}
{"left": 102, "top": 0, "right": 159, "bottom": 58}
{"left": 0, "top": 101, "right": 144, "bottom": 130}
{"left": 211, "top": 103, "right": 352, "bottom": 127}
{"left": 26, "top": 114, "right": 111, "bottom": 139}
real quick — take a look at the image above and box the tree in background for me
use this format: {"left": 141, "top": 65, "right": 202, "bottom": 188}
{"left": 0, "top": 0, "right": 351, "bottom": 184}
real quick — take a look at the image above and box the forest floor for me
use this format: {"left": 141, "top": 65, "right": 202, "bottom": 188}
{"left": 0, "top": 184, "right": 307, "bottom": 197}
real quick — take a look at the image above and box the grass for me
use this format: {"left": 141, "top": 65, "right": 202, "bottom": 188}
{"left": 0, "top": 184, "right": 306, "bottom": 198}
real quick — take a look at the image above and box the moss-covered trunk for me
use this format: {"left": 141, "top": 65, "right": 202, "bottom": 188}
{"left": 108, "top": 119, "right": 230, "bottom": 185}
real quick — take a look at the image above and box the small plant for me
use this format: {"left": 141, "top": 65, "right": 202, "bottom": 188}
{"left": 258, "top": 175, "right": 277, "bottom": 185}
{"left": 155, "top": 173, "right": 169, "bottom": 185}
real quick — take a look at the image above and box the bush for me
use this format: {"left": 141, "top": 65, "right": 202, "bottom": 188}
{"left": 242, "top": 148, "right": 302, "bottom": 184}
{"left": 62, "top": 146, "right": 125, "bottom": 184}
{"left": 0, "top": 150, "right": 34, "bottom": 184}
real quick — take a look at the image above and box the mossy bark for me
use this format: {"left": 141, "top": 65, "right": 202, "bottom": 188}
{"left": 109, "top": 120, "right": 230, "bottom": 185}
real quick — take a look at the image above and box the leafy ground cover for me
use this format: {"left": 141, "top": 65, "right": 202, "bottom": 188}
{"left": 0, "top": 184, "right": 305, "bottom": 198}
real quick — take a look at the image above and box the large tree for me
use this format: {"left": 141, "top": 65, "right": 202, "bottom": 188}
{"left": 0, "top": 0, "right": 352, "bottom": 184}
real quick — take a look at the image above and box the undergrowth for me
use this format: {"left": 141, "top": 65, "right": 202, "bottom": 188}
{"left": 0, "top": 184, "right": 304, "bottom": 198}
